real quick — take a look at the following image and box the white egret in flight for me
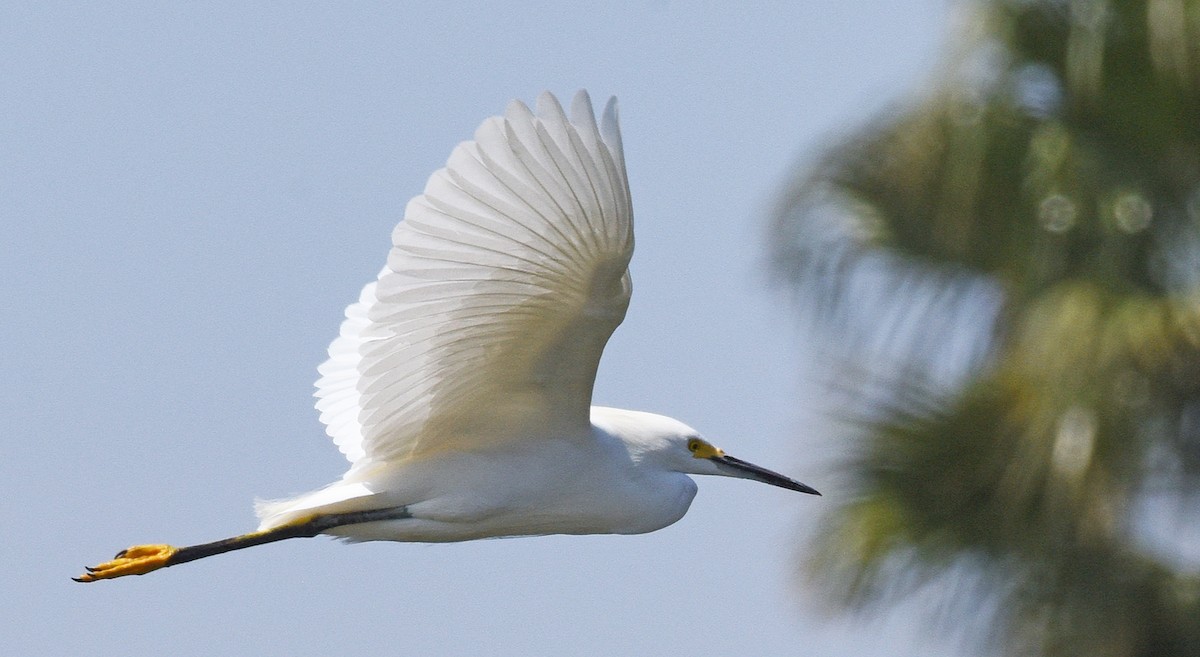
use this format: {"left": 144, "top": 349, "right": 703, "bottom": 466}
{"left": 76, "top": 91, "right": 818, "bottom": 583}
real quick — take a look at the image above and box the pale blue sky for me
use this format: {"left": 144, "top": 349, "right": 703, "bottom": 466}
{"left": 5, "top": 3, "right": 960, "bottom": 655}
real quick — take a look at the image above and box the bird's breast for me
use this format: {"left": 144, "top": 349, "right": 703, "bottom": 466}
{"left": 601, "top": 471, "right": 698, "bottom": 534}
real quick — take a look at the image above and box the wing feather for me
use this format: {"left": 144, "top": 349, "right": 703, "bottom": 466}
{"left": 313, "top": 91, "right": 633, "bottom": 471}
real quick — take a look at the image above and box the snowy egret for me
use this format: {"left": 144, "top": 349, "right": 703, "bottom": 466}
{"left": 75, "top": 90, "right": 818, "bottom": 583}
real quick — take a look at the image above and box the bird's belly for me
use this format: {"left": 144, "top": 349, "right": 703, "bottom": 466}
{"left": 341, "top": 495, "right": 691, "bottom": 543}
{"left": 330, "top": 448, "right": 698, "bottom": 543}
{"left": 470, "top": 479, "right": 695, "bottom": 538}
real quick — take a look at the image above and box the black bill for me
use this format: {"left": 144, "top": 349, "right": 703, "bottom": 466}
{"left": 712, "top": 454, "right": 821, "bottom": 495}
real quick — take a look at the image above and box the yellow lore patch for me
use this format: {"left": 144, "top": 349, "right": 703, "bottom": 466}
{"left": 686, "top": 438, "right": 725, "bottom": 459}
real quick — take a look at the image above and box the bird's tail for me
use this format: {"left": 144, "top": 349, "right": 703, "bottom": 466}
{"left": 254, "top": 480, "right": 376, "bottom": 531}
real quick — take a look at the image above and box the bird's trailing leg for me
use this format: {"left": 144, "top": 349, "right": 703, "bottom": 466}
{"left": 73, "top": 506, "right": 412, "bottom": 582}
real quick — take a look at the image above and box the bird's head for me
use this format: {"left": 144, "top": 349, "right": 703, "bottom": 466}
{"left": 592, "top": 407, "right": 820, "bottom": 495}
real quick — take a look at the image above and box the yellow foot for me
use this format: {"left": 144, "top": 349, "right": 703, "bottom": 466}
{"left": 74, "top": 544, "right": 179, "bottom": 582}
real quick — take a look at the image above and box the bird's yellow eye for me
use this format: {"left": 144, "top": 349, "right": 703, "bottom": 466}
{"left": 687, "top": 438, "right": 701, "bottom": 453}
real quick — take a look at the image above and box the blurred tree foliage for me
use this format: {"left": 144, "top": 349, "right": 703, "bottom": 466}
{"left": 772, "top": 1, "right": 1200, "bottom": 655}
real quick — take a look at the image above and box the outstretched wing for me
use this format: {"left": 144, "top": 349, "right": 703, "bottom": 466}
{"left": 314, "top": 91, "right": 633, "bottom": 470}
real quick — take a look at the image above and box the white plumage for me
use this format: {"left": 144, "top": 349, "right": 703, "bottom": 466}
{"left": 257, "top": 91, "right": 638, "bottom": 532}
{"left": 319, "top": 92, "right": 630, "bottom": 470}
{"left": 251, "top": 90, "right": 817, "bottom": 542}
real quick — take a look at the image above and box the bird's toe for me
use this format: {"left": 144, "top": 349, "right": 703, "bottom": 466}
{"left": 74, "top": 544, "right": 178, "bottom": 582}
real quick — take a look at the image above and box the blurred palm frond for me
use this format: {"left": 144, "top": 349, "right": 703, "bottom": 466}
{"left": 774, "top": 1, "right": 1200, "bottom": 655}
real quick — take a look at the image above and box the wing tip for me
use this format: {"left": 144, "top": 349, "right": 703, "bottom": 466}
{"left": 600, "top": 96, "right": 622, "bottom": 150}
{"left": 532, "top": 89, "right": 624, "bottom": 161}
